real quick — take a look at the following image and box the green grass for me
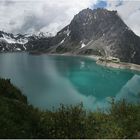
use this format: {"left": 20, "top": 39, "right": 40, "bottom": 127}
{"left": 0, "top": 78, "right": 140, "bottom": 138}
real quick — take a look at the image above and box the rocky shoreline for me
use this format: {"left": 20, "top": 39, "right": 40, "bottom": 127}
{"left": 96, "top": 59, "right": 140, "bottom": 72}
{"left": 52, "top": 54, "right": 140, "bottom": 72}
{"left": 81, "top": 54, "right": 140, "bottom": 72}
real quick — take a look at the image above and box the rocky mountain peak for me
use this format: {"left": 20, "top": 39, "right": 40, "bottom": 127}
{"left": 0, "top": 8, "right": 140, "bottom": 64}
{"left": 69, "top": 8, "right": 120, "bottom": 42}
{"left": 74, "top": 8, "right": 94, "bottom": 19}
{"left": 51, "top": 8, "right": 140, "bottom": 64}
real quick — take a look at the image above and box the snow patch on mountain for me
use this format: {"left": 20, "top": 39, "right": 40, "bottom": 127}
{"left": 33, "top": 32, "right": 53, "bottom": 38}
{"left": 1, "top": 48, "right": 5, "bottom": 52}
{"left": 63, "top": 27, "right": 71, "bottom": 36}
{"left": 23, "top": 45, "right": 27, "bottom": 50}
{"left": 16, "top": 48, "right": 21, "bottom": 51}
{"left": 24, "top": 34, "right": 31, "bottom": 38}
{"left": 0, "top": 34, "right": 28, "bottom": 44}
{"left": 81, "top": 43, "right": 86, "bottom": 48}
{"left": 60, "top": 38, "right": 65, "bottom": 44}
{"left": 66, "top": 29, "right": 71, "bottom": 36}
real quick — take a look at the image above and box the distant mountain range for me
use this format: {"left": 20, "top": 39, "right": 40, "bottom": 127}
{"left": 0, "top": 31, "right": 51, "bottom": 52}
{"left": 0, "top": 8, "right": 140, "bottom": 64}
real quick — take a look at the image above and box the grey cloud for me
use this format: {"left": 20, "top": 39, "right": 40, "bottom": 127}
{"left": 2, "top": 0, "right": 140, "bottom": 37}
{"left": 0, "top": 0, "right": 96, "bottom": 34}
{"left": 107, "top": 0, "right": 140, "bottom": 36}
{"left": 115, "top": 1, "right": 123, "bottom": 7}
{"left": 14, "top": 14, "right": 48, "bottom": 34}
{"left": 1, "top": 0, "right": 16, "bottom": 6}
{"left": 9, "top": 20, "right": 16, "bottom": 26}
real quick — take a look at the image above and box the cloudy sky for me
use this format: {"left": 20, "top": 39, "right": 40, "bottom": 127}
{"left": 0, "top": 0, "right": 140, "bottom": 36}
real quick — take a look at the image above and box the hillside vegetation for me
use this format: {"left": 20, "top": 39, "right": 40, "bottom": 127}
{"left": 0, "top": 78, "right": 140, "bottom": 138}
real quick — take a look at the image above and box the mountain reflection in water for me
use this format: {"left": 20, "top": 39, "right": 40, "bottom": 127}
{"left": 0, "top": 53, "right": 139, "bottom": 110}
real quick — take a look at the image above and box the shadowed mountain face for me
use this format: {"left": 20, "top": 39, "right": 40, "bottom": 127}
{"left": 46, "top": 8, "right": 140, "bottom": 64}
{"left": 0, "top": 8, "right": 140, "bottom": 64}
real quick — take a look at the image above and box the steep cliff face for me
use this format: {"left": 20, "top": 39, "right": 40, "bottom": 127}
{"left": 0, "top": 8, "right": 140, "bottom": 64}
{"left": 46, "top": 8, "right": 140, "bottom": 64}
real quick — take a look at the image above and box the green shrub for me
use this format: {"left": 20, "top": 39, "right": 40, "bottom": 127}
{"left": 0, "top": 78, "right": 140, "bottom": 138}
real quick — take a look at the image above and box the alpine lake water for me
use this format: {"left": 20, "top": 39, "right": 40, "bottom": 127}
{"left": 0, "top": 53, "right": 140, "bottom": 110}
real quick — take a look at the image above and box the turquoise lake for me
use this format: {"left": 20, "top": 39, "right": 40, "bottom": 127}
{"left": 0, "top": 53, "right": 140, "bottom": 110}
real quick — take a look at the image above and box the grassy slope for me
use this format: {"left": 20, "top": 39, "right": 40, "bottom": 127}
{"left": 0, "top": 78, "right": 140, "bottom": 138}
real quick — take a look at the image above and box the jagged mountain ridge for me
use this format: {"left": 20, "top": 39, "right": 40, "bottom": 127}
{"left": 0, "top": 31, "right": 51, "bottom": 52}
{"left": 0, "top": 31, "right": 28, "bottom": 51}
{"left": 0, "top": 8, "right": 140, "bottom": 64}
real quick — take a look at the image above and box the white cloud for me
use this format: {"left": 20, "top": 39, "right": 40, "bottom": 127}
{"left": 106, "top": 0, "right": 140, "bottom": 36}
{"left": 0, "top": 0, "right": 97, "bottom": 35}
{"left": 0, "top": 0, "right": 140, "bottom": 37}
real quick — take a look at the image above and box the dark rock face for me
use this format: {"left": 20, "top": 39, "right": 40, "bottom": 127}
{"left": 0, "top": 8, "right": 140, "bottom": 64}
{"left": 46, "top": 8, "right": 140, "bottom": 64}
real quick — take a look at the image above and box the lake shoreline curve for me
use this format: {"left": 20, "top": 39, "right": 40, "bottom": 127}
{"left": 29, "top": 52, "right": 140, "bottom": 72}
